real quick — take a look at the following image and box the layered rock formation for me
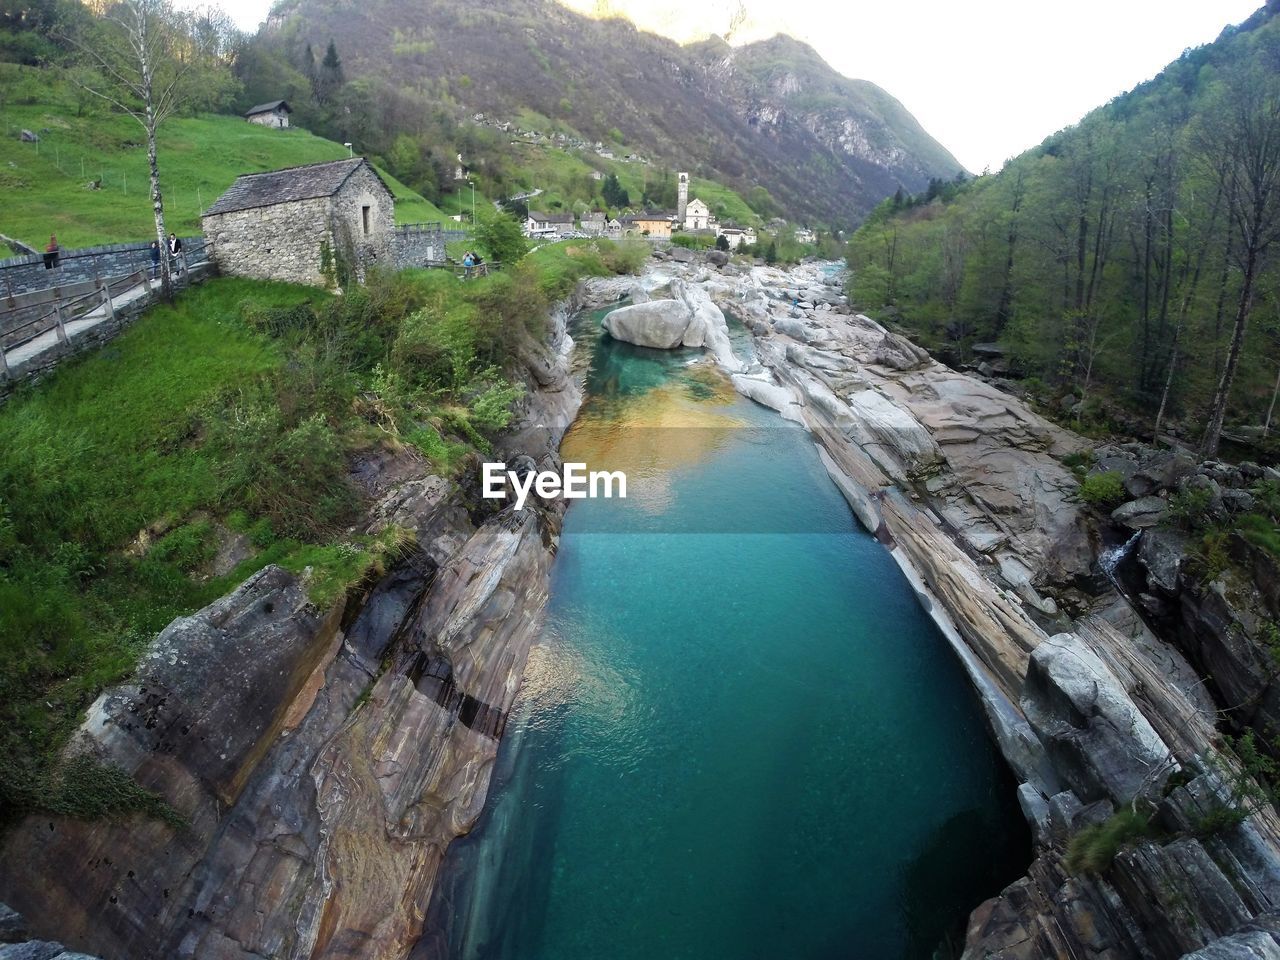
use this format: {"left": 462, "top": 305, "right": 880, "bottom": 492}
{"left": 0, "top": 280, "right": 624, "bottom": 960}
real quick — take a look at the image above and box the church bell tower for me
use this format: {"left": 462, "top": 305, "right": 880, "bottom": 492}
{"left": 677, "top": 171, "right": 689, "bottom": 226}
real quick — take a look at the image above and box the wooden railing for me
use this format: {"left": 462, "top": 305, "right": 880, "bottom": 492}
{"left": 0, "top": 262, "right": 198, "bottom": 379}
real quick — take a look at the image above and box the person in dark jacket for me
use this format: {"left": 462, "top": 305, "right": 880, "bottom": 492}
{"left": 43, "top": 234, "right": 59, "bottom": 270}
{"left": 149, "top": 239, "right": 161, "bottom": 278}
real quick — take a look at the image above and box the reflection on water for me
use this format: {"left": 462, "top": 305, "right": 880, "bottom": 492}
{"left": 425, "top": 304, "right": 1029, "bottom": 960}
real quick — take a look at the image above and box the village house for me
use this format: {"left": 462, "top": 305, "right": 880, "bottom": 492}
{"left": 580, "top": 211, "right": 607, "bottom": 235}
{"left": 202, "top": 157, "right": 394, "bottom": 288}
{"left": 525, "top": 211, "right": 576, "bottom": 238}
{"left": 716, "top": 223, "right": 758, "bottom": 250}
{"left": 683, "top": 197, "right": 713, "bottom": 231}
{"left": 794, "top": 227, "right": 816, "bottom": 244}
{"left": 622, "top": 211, "right": 676, "bottom": 238}
{"left": 244, "top": 100, "right": 292, "bottom": 129}
{"left": 605, "top": 217, "right": 624, "bottom": 238}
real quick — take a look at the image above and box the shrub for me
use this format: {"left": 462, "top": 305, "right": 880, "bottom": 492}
{"left": 1079, "top": 470, "right": 1125, "bottom": 508}
{"left": 1064, "top": 809, "right": 1155, "bottom": 874}
{"left": 1170, "top": 486, "right": 1216, "bottom": 532}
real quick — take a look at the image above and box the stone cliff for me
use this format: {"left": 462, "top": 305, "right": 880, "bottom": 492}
{"left": 0, "top": 281, "right": 620, "bottom": 960}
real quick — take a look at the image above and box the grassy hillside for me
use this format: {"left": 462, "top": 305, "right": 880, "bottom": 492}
{"left": 497, "top": 137, "right": 759, "bottom": 223}
{"left": 0, "top": 63, "right": 446, "bottom": 250}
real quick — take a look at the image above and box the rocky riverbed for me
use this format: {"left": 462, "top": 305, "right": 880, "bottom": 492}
{"left": 8, "top": 249, "right": 1280, "bottom": 959}
{"left": 601, "top": 251, "right": 1280, "bottom": 959}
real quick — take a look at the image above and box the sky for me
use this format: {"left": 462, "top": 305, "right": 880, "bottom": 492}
{"left": 210, "top": 0, "right": 1265, "bottom": 173}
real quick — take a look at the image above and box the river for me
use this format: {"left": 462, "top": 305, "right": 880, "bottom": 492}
{"left": 425, "top": 305, "right": 1027, "bottom": 960}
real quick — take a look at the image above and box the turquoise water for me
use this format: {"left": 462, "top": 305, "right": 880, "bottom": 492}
{"left": 428, "top": 312, "right": 1027, "bottom": 960}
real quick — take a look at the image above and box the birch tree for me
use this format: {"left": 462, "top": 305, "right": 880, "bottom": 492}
{"left": 64, "top": 0, "right": 235, "bottom": 295}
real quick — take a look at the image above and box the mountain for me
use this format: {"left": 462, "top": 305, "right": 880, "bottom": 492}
{"left": 254, "top": 0, "right": 963, "bottom": 227}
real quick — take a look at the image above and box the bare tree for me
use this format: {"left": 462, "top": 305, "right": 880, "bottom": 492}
{"left": 63, "top": 0, "right": 235, "bottom": 295}
{"left": 1198, "top": 56, "right": 1280, "bottom": 457}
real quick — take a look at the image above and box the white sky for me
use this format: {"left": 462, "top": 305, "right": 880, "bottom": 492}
{"left": 212, "top": 0, "right": 1265, "bottom": 173}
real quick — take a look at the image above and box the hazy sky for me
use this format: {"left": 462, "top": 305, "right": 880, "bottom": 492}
{"left": 212, "top": 0, "right": 1264, "bottom": 173}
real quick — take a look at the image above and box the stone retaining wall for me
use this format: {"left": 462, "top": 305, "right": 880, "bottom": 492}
{"left": 0, "top": 236, "right": 207, "bottom": 296}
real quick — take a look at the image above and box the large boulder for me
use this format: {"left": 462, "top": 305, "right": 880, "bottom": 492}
{"left": 1021, "top": 633, "right": 1172, "bottom": 805}
{"left": 602, "top": 299, "right": 692, "bottom": 348}
{"left": 844, "top": 389, "right": 942, "bottom": 476}
{"left": 1138, "top": 528, "right": 1187, "bottom": 595}
{"left": 1112, "top": 496, "right": 1169, "bottom": 529}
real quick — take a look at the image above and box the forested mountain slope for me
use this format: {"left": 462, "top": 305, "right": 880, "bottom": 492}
{"left": 847, "top": 1, "right": 1280, "bottom": 456}
{"left": 244, "top": 0, "right": 963, "bottom": 227}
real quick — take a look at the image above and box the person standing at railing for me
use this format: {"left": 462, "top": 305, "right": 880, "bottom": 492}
{"left": 149, "top": 239, "right": 161, "bottom": 279}
{"left": 462, "top": 250, "right": 475, "bottom": 280}
{"left": 168, "top": 233, "right": 184, "bottom": 278}
{"left": 42, "top": 235, "right": 59, "bottom": 270}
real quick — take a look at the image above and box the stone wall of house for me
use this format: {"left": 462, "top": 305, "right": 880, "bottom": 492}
{"left": 202, "top": 197, "right": 333, "bottom": 286}
{"left": 0, "top": 237, "right": 206, "bottom": 297}
{"left": 333, "top": 163, "right": 396, "bottom": 275}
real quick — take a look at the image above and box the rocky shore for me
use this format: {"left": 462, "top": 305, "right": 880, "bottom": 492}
{"left": 0, "top": 281, "right": 627, "bottom": 960}
{"left": 603, "top": 251, "right": 1280, "bottom": 959}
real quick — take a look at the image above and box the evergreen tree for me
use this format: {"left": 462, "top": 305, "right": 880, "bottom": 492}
{"left": 601, "top": 172, "right": 629, "bottom": 209}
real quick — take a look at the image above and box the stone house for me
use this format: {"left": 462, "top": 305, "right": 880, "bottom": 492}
{"left": 580, "top": 211, "right": 606, "bottom": 235}
{"left": 202, "top": 157, "right": 395, "bottom": 288}
{"left": 244, "top": 100, "right": 292, "bottom": 129}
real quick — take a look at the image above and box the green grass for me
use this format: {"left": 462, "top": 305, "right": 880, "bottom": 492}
{"left": 0, "top": 63, "right": 446, "bottom": 248}
{"left": 0, "top": 277, "right": 395, "bottom": 825}
{"left": 0, "top": 230, "right": 646, "bottom": 827}
{"left": 1064, "top": 809, "right": 1157, "bottom": 874}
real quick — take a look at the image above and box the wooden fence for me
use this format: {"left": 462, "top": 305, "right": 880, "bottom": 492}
{"left": 0, "top": 263, "right": 196, "bottom": 380}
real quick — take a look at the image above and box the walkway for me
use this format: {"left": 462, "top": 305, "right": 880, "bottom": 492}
{"left": 1, "top": 259, "right": 210, "bottom": 393}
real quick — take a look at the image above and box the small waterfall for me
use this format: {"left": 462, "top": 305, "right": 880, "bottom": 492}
{"left": 1099, "top": 531, "right": 1140, "bottom": 583}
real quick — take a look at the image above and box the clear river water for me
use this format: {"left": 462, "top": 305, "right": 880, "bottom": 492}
{"left": 429, "top": 307, "right": 1028, "bottom": 960}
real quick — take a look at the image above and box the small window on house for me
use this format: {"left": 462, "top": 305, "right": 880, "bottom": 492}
{"left": 361, "top": 205, "right": 371, "bottom": 236}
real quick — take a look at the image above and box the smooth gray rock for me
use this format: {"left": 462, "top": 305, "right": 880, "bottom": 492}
{"left": 1112, "top": 495, "right": 1169, "bottom": 529}
{"left": 1022, "top": 633, "right": 1172, "bottom": 805}
{"left": 773, "top": 316, "right": 814, "bottom": 342}
{"left": 1225, "top": 489, "right": 1257, "bottom": 514}
{"left": 1017, "top": 783, "right": 1051, "bottom": 845}
{"left": 706, "top": 250, "right": 728, "bottom": 267}
{"left": 1139, "top": 528, "right": 1187, "bottom": 595}
{"left": 668, "top": 246, "right": 695, "bottom": 263}
{"left": 601, "top": 299, "right": 691, "bottom": 349}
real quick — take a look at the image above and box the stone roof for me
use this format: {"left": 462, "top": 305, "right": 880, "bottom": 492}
{"left": 245, "top": 99, "right": 291, "bottom": 116}
{"left": 204, "top": 158, "right": 391, "bottom": 216}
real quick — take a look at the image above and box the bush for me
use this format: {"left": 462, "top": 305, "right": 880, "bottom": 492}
{"left": 1079, "top": 470, "right": 1125, "bottom": 508}
{"left": 473, "top": 212, "right": 528, "bottom": 265}
{"left": 1170, "top": 486, "right": 1215, "bottom": 532}
{"left": 1064, "top": 809, "right": 1155, "bottom": 874}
